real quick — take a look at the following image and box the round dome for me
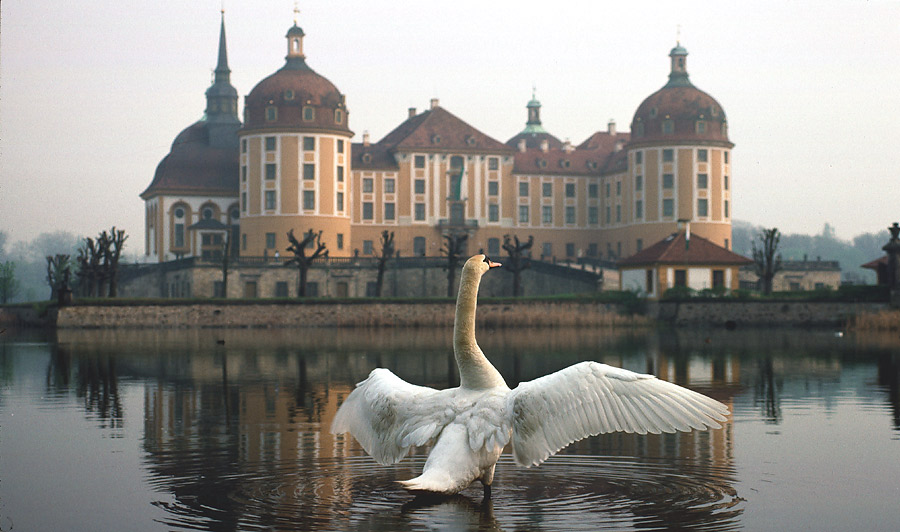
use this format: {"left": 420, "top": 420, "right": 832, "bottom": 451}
{"left": 242, "top": 25, "right": 349, "bottom": 134}
{"left": 630, "top": 44, "right": 730, "bottom": 146}
{"left": 630, "top": 85, "right": 729, "bottom": 145}
{"left": 141, "top": 121, "right": 238, "bottom": 198}
{"left": 506, "top": 131, "right": 563, "bottom": 151}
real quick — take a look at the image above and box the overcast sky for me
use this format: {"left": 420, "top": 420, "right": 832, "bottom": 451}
{"left": 2, "top": 0, "right": 899, "bottom": 251}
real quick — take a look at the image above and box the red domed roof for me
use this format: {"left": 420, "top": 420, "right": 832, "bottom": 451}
{"left": 242, "top": 25, "right": 350, "bottom": 134}
{"left": 141, "top": 121, "right": 238, "bottom": 199}
{"left": 629, "top": 44, "right": 731, "bottom": 147}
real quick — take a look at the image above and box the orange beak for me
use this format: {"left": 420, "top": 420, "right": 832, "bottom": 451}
{"left": 487, "top": 259, "right": 501, "bottom": 268}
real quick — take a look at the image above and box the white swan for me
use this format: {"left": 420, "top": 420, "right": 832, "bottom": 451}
{"left": 331, "top": 254, "right": 729, "bottom": 497}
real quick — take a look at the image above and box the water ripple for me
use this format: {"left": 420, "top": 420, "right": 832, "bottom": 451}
{"left": 148, "top": 453, "right": 742, "bottom": 531}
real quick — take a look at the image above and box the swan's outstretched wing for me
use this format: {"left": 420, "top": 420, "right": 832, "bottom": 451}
{"left": 330, "top": 368, "right": 452, "bottom": 465}
{"left": 507, "top": 361, "right": 729, "bottom": 467}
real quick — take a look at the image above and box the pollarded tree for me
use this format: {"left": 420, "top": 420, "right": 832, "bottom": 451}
{"left": 442, "top": 233, "right": 468, "bottom": 297}
{"left": 46, "top": 254, "right": 71, "bottom": 301}
{"left": 285, "top": 229, "right": 328, "bottom": 297}
{"left": 101, "top": 227, "right": 128, "bottom": 297}
{"left": 374, "top": 230, "right": 395, "bottom": 297}
{"left": 502, "top": 234, "right": 534, "bottom": 297}
{"left": 752, "top": 227, "right": 783, "bottom": 295}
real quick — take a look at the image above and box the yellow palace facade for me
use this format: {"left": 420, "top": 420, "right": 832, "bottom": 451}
{"left": 141, "top": 16, "right": 734, "bottom": 265}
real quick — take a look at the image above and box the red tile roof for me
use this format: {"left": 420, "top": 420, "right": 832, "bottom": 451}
{"left": 513, "top": 148, "right": 605, "bottom": 176}
{"left": 618, "top": 232, "right": 752, "bottom": 267}
{"left": 861, "top": 256, "right": 887, "bottom": 270}
{"left": 351, "top": 142, "right": 397, "bottom": 170}
{"left": 377, "top": 106, "right": 514, "bottom": 154}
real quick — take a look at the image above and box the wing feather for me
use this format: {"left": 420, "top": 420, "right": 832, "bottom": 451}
{"left": 331, "top": 368, "right": 451, "bottom": 465}
{"left": 508, "top": 361, "right": 729, "bottom": 467}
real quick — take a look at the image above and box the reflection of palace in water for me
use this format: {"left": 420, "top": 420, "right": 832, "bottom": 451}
{"left": 37, "top": 327, "right": 900, "bottom": 528}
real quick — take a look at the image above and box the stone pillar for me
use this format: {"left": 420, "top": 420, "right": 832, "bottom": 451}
{"left": 883, "top": 222, "right": 900, "bottom": 307}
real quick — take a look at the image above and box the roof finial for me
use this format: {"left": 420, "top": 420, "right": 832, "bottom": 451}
{"left": 221, "top": 0, "right": 225, "bottom": 16}
{"left": 294, "top": 0, "right": 300, "bottom": 25}
{"left": 676, "top": 24, "right": 681, "bottom": 45}
{"left": 532, "top": 83, "right": 536, "bottom": 100}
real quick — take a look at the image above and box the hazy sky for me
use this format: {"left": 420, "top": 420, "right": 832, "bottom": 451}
{"left": 2, "top": 0, "right": 899, "bottom": 252}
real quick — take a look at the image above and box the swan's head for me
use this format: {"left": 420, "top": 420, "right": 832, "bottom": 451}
{"left": 464, "top": 254, "right": 502, "bottom": 276}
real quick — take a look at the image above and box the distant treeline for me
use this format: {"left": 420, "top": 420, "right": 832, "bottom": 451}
{"left": 731, "top": 220, "right": 887, "bottom": 284}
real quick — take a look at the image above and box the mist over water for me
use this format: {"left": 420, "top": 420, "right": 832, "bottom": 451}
{"left": 1, "top": 327, "right": 898, "bottom": 531}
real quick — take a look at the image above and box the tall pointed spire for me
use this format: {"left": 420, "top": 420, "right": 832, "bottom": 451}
{"left": 205, "top": 10, "right": 240, "bottom": 146}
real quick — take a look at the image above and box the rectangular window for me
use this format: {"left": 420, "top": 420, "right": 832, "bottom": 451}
{"left": 303, "top": 163, "right": 315, "bottom": 180}
{"left": 605, "top": 183, "right": 610, "bottom": 197}
{"left": 488, "top": 157, "right": 499, "bottom": 170}
{"left": 519, "top": 181, "right": 529, "bottom": 197}
{"left": 724, "top": 175, "right": 729, "bottom": 190}
{"left": 635, "top": 151, "right": 643, "bottom": 164}
{"left": 363, "top": 240, "right": 374, "bottom": 255}
{"left": 542, "top": 205, "right": 553, "bottom": 224}
{"left": 337, "top": 166, "right": 344, "bottom": 182}
{"left": 265, "top": 232, "right": 276, "bottom": 249}
{"left": 303, "top": 107, "right": 314, "bottom": 121}
{"left": 265, "top": 136, "right": 277, "bottom": 151}
{"left": 265, "top": 163, "right": 276, "bottom": 180}
{"left": 646, "top": 269, "right": 653, "bottom": 292}
{"left": 542, "top": 242, "right": 552, "bottom": 257}
{"left": 588, "top": 243, "right": 598, "bottom": 257}
{"left": 724, "top": 151, "right": 730, "bottom": 164}
{"left": 663, "top": 173, "right": 674, "bottom": 189}
{"left": 241, "top": 233, "right": 247, "bottom": 251}
{"left": 241, "top": 192, "right": 247, "bottom": 212}
{"left": 696, "top": 121, "right": 706, "bottom": 135}
{"left": 362, "top": 202, "right": 373, "bottom": 220}
{"left": 616, "top": 204, "right": 621, "bottom": 223}
{"left": 303, "top": 190, "right": 315, "bottom": 210}
{"left": 414, "top": 155, "right": 426, "bottom": 168}
{"left": 266, "top": 107, "right": 277, "bottom": 122}
{"left": 363, "top": 178, "right": 374, "bottom": 193}
{"left": 588, "top": 183, "right": 598, "bottom": 198}
{"left": 414, "top": 179, "right": 425, "bottom": 194}
{"left": 697, "top": 173, "right": 708, "bottom": 189}
{"left": 384, "top": 178, "right": 395, "bottom": 194}
{"left": 663, "top": 149, "right": 674, "bottom": 162}
{"left": 697, "top": 148, "right": 708, "bottom": 162}
{"left": 414, "top": 203, "right": 425, "bottom": 221}
{"left": 565, "top": 183, "right": 575, "bottom": 198}
{"left": 337, "top": 192, "right": 344, "bottom": 211}
{"left": 488, "top": 181, "right": 498, "bottom": 196}
{"left": 713, "top": 269, "right": 725, "bottom": 288}
{"left": 605, "top": 206, "right": 611, "bottom": 224}
{"left": 725, "top": 200, "right": 730, "bottom": 218}
{"left": 616, "top": 181, "right": 621, "bottom": 196}
{"left": 518, "top": 205, "right": 529, "bottom": 223}
{"left": 635, "top": 175, "right": 643, "bottom": 191}
{"left": 697, "top": 198, "right": 708, "bottom": 217}
{"left": 488, "top": 238, "right": 500, "bottom": 256}
{"left": 337, "top": 233, "right": 344, "bottom": 249}
{"left": 662, "top": 120, "right": 674, "bottom": 134}
{"left": 637, "top": 238, "right": 643, "bottom": 252}
{"left": 566, "top": 243, "right": 575, "bottom": 257}
{"left": 413, "top": 237, "right": 426, "bottom": 256}
{"left": 275, "top": 281, "right": 289, "bottom": 298}
{"left": 663, "top": 198, "right": 674, "bottom": 217}
{"left": 241, "top": 139, "right": 247, "bottom": 153}
{"left": 488, "top": 204, "right": 499, "bottom": 222}
{"left": 542, "top": 182, "right": 553, "bottom": 197}
{"left": 384, "top": 202, "right": 395, "bottom": 220}
{"left": 635, "top": 200, "right": 643, "bottom": 219}
{"left": 241, "top": 166, "right": 247, "bottom": 182}
{"left": 174, "top": 223, "right": 184, "bottom": 247}
{"left": 337, "top": 139, "right": 344, "bottom": 153}
{"left": 265, "top": 190, "right": 276, "bottom": 210}
{"left": 565, "top": 206, "right": 575, "bottom": 224}
{"left": 674, "top": 269, "right": 687, "bottom": 287}
{"left": 588, "top": 206, "right": 598, "bottom": 224}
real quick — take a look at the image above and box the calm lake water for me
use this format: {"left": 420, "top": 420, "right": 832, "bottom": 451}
{"left": 1, "top": 326, "right": 898, "bottom": 531}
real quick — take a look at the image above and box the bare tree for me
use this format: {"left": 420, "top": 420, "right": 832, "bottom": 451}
{"left": 46, "top": 254, "right": 71, "bottom": 301}
{"left": 752, "top": 227, "right": 782, "bottom": 295}
{"left": 502, "top": 234, "right": 534, "bottom": 297}
{"left": 285, "top": 229, "right": 328, "bottom": 297}
{"left": 442, "top": 233, "right": 468, "bottom": 297}
{"left": 374, "top": 230, "right": 394, "bottom": 297}
{"left": 76, "top": 238, "right": 101, "bottom": 297}
{"left": 102, "top": 227, "right": 127, "bottom": 297}
{"left": 0, "top": 261, "right": 19, "bottom": 303}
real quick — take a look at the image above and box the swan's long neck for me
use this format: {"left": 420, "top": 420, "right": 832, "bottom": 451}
{"left": 454, "top": 266, "right": 507, "bottom": 390}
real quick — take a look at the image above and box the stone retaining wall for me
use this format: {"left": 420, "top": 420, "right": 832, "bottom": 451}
{"left": 655, "top": 300, "right": 889, "bottom": 327}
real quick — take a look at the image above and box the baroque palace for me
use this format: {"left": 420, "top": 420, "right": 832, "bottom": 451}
{"left": 137, "top": 14, "right": 735, "bottom": 298}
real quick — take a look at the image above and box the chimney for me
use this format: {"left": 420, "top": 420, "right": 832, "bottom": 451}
{"left": 608, "top": 119, "right": 617, "bottom": 136}
{"left": 563, "top": 139, "right": 574, "bottom": 153}
{"left": 408, "top": 107, "right": 417, "bottom": 119}
{"left": 540, "top": 139, "right": 549, "bottom": 152}
{"left": 518, "top": 139, "right": 527, "bottom": 152}
{"left": 430, "top": 98, "right": 440, "bottom": 109}
{"left": 362, "top": 130, "right": 370, "bottom": 147}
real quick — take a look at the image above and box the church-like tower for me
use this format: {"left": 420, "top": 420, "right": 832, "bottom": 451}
{"left": 238, "top": 17, "right": 353, "bottom": 258}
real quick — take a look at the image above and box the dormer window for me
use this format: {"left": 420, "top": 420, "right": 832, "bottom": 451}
{"left": 649, "top": 108, "right": 658, "bottom": 119}
{"left": 466, "top": 136, "right": 476, "bottom": 147}
{"left": 361, "top": 153, "right": 372, "bottom": 164}
{"left": 536, "top": 158, "right": 547, "bottom": 168}
{"left": 431, "top": 134, "right": 442, "bottom": 144}
{"left": 303, "top": 107, "right": 315, "bottom": 121}
{"left": 635, "top": 122, "right": 645, "bottom": 137}
{"left": 662, "top": 120, "right": 674, "bottom": 134}
{"left": 696, "top": 121, "right": 706, "bottom": 134}
{"left": 265, "top": 106, "right": 278, "bottom": 122}
{"left": 334, "top": 108, "right": 343, "bottom": 124}
{"left": 284, "top": 90, "right": 295, "bottom": 100}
